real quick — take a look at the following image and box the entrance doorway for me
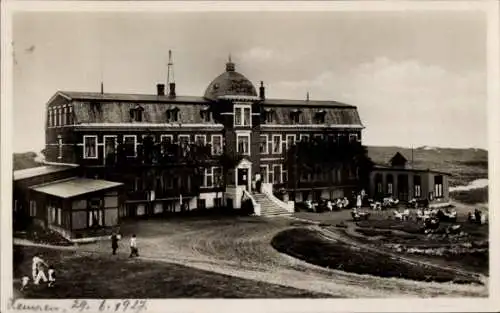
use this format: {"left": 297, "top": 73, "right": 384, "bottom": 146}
{"left": 237, "top": 168, "right": 249, "bottom": 188}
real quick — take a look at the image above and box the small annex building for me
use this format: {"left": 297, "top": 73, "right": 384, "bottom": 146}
{"left": 368, "top": 152, "right": 451, "bottom": 208}
{"left": 13, "top": 164, "right": 124, "bottom": 241}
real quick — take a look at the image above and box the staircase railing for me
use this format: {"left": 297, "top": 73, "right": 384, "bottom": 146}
{"left": 261, "top": 190, "right": 294, "bottom": 213}
{"left": 242, "top": 189, "right": 261, "bottom": 216}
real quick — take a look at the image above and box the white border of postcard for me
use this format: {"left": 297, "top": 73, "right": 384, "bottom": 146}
{"left": 1, "top": 1, "right": 499, "bottom": 313}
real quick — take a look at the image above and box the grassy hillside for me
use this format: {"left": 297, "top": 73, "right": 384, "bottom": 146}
{"left": 367, "top": 146, "right": 487, "bottom": 187}
{"left": 13, "top": 152, "right": 42, "bottom": 171}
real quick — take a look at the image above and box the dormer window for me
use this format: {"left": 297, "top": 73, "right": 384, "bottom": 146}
{"left": 289, "top": 109, "right": 301, "bottom": 124}
{"left": 264, "top": 108, "right": 275, "bottom": 123}
{"left": 200, "top": 107, "right": 211, "bottom": 122}
{"left": 314, "top": 110, "right": 326, "bottom": 124}
{"left": 130, "top": 105, "right": 144, "bottom": 122}
{"left": 166, "top": 107, "right": 180, "bottom": 123}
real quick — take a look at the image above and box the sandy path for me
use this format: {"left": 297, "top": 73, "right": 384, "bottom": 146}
{"left": 78, "top": 216, "right": 487, "bottom": 298}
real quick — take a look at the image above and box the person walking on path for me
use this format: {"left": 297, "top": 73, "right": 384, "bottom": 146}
{"left": 111, "top": 232, "right": 120, "bottom": 255}
{"left": 47, "top": 265, "right": 56, "bottom": 288}
{"left": 32, "top": 255, "right": 48, "bottom": 285}
{"left": 129, "top": 234, "right": 139, "bottom": 258}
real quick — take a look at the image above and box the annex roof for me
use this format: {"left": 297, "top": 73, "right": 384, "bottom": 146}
{"left": 13, "top": 165, "right": 76, "bottom": 181}
{"left": 30, "top": 177, "right": 123, "bottom": 198}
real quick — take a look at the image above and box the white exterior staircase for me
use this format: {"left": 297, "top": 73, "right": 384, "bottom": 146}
{"left": 251, "top": 192, "right": 293, "bottom": 217}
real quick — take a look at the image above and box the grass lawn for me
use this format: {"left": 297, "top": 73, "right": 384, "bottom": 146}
{"left": 13, "top": 245, "right": 328, "bottom": 298}
{"left": 271, "top": 228, "right": 482, "bottom": 285}
{"left": 450, "top": 187, "right": 488, "bottom": 205}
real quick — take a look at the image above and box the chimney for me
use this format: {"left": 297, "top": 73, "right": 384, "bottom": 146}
{"left": 100, "top": 82, "right": 104, "bottom": 94}
{"left": 259, "top": 81, "right": 265, "bottom": 99}
{"left": 169, "top": 82, "right": 176, "bottom": 98}
{"left": 157, "top": 83, "right": 165, "bottom": 96}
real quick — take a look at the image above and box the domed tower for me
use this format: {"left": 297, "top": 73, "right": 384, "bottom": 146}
{"left": 204, "top": 56, "right": 258, "bottom": 101}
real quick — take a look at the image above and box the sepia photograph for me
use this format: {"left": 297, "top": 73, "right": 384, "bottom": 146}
{"left": 2, "top": 1, "right": 499, "bottom": 312}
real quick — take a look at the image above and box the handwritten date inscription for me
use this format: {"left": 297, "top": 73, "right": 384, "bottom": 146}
{"left": 73, "top": 300, "right": 147, "bottom": 313}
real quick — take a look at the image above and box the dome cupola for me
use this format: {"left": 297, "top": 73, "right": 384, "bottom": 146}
{"left": 204, "top": 56, "right": 258, "bottom": 101}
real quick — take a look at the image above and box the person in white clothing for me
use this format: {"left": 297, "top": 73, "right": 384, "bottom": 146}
{"left": 255, "top": 173, "right": 262, "bottom": 193}
{"left": 356, "top": 194, "right": 362, "bottom": 209}
{"left": 32, "top": 255, "right": 48, "bottom": 285}
{"left": 20, "top": 276, "right": 30, "bottom": 291}
{"left": 129, "top": 234, "right": 139, "bottom": 258}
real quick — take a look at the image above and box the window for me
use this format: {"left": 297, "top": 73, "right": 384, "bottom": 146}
{"left": 204, "top": 168, "right": 214, "bottom": 187}
{"left": 213, "top": 167, "right": 222, "bottom": 187}
{"left": 48, "top": 108, "right": 53, "bottom": 127}
{"left": 29, "top": 200, "right": 37, "bottom": 217}
{"left": 282, "top": 170, "right": 288, "bottom": 183}
{"left": 414, "top": 175, "right": 422, "bottom": 198}
{"left": 211, "top": 135, "right": 223, "bottom": 155}
{"left": 200, "top": 108, "right": 211, "bottom": 122}
{"left": 236, "top": 133, "right": 250, "bottom": 155}
{"left": 260, "top": 165, "right": 268, "bottom": 183}
{"left": 260, "top": 135, "right": 268, "bottom": 154}
{"left": 67, "top": 105, "right": 73, "bottom": 125}
{"left": 195, "top": 135, "right": 206, "bottom": 146}
{"left": 160, "top": 135, "right": 173, "bottom": 155}
{"left": 299, "top": 134, "right": 309, "bottom": 142}
{"left": 234, "top": 104, "right": 252, "bottom": 126}
{"left": 166, "top": 107, "right": 180, "bottom": 122}
{"left": 434, "top": 175, "right": 443, "bottom": 198}
{"left": 272, "top": 135, "right": 282, "bottom": 154}
{"left": 57, "top": 135, "right": 63, "bottom": 160}
{"left": 375, "top": 173, "right": 383, "bottom": 193}
{"left": 289, "top": 110, "right": 301, "bottom": 124}
{"left": 285, "top": 134, "right": 296, "bottom": 151}
{"left": 160, "top": 134, "right": 173, "bottom": 144}
{"left": 130, "top": 106, "right": 144, "bottom": 122}
{"left": 268, "top": 167, "right": 274, "bottom": 184}
{"left": 88, "top": 209, "right": 104, "bottom": 227}
{"left": 62, "top": 106, "right": 67, "bottom": 125}
{"left": 123, "top": 135, "right": 137, "bottom": 157}
{"left": 178, "top": 135, "right": 190, "bottom": 145}
{"left": 83, "top": 135, "right": 97, "bottom": 159}
{"left": 197, "top": 199, "right": 206, "bottom": 209}
{"left": 314, "top": 111, "right": 326, "bottom": 124}
{"left": 387, "top": 175, "right": 394, "bottom": 195}
{"left": 273, "top": 164, "right": 282, "bottom": 184}
{"left": 314, "top": 134, "right": 324, "bottom": 141}
{"left": 104, "top": 136, "right": 117, "bottom": 164}
{"left": 264, "top": 109, "right": 275, "bottom": 123}
{"left": 57, "top": 107, "right": 62, "bottom": 127}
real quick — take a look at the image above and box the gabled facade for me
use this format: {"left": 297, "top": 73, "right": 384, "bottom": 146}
{"left": 42, "top": 57, "right": 365, "bottom": 218}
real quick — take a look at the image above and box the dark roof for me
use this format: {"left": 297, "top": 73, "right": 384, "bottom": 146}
{"left": 72, "top": 100, "right": 220, "bottom": 125}
{"left": 389, "top": 152, "right": 408, "bottom": 166}
{"left": 13, "top": 165, "right": 76, "bottom": 181}
{"left": 30, "top": 177, "right": 123, "bottom": 198}
{"left": 58, "top": 91, "right": 209, "bottom": 104}
{"left": 373, "top": 165, "right": 451, "bottom": 176}
{"left": 260, "top": 106, "right": 362, "bottom": 126}
{"left": 263, "top": 98, "right": 355, "bottom": 108}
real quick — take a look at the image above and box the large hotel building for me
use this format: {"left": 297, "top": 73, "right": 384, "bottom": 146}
{"left": 13, "top": 54, "right": 368, "bottom": 239}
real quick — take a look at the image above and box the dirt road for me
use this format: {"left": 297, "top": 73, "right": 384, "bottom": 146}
{"left": 85, "top": 216, "right": 487, "bottom": 298}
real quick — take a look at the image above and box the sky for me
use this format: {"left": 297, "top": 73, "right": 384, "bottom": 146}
{"left": 12, "top": 10, "right": 487, "bottom": 153}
